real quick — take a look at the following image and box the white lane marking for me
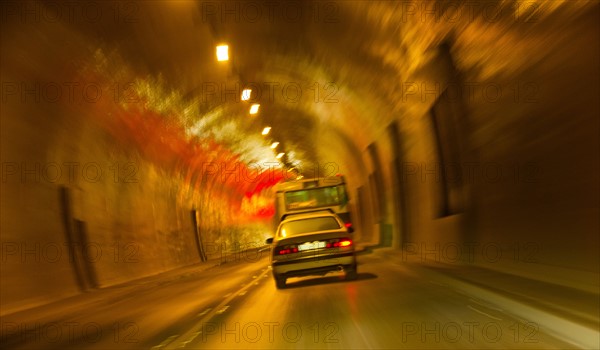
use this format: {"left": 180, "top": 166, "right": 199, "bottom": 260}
{"left": 176, "top": 331, "right": 202, "bottom": 349}
{"left": 468, "top": 298, "right": 504, "bottom": 312}
{"left": 196, "top": 308, "right": 211, "bottom": 317}
{"left": 238, "top": 290, "right": 247, "bottom": 296}
{"left": 164, "top": 267, "right": 270, "bottom": 349}
{"left": 223, "top": 292, "right": 231, "bottom": 298}
{"left": 467, "top": 304, "right": 503, "bottom": 321}
{"left": 216, "top": 305, "right": 229, "bottom": 314}
{"left": 151, "top": 334, "right": 178, "bottom": 349}
{"left": 177, "top": 340, "right": 191, "bottom": 348}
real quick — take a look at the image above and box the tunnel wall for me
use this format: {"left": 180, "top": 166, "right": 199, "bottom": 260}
{"left": 0, "top": 98, "right": 206, "bottom": 314}
{"left": 367, "top": 7, "right": 600, "bottom": 293}
{"left": 0, "top": 18, "right": 260, "bottom": 316}
{"left": 0, "top": 86, "right": 265, "bottom": 315}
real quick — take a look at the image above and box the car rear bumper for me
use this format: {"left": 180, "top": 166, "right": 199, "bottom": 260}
{"left": 272, "top": 252, "right": 356, "bottom": 277}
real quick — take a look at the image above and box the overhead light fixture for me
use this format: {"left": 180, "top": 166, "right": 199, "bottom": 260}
{"left": 241, "top": 89, "right": 251, "bottom": 101}
{"left": 249, "top": 104, "right": 260, "bottom": 114}
{"left": 216, "top": 44, "right": 229, "bottom": 61}
{"left": 262, "top": 126, "right": 271, "bottom": 135}
{"left": 270, "top": 142, "right": 279, "bottom": 149}
{"left": 276, "top": 152, "right": 285, "bottom": 159}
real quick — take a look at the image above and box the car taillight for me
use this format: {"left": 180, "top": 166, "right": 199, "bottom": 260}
{"left": 344, "top": 222, "right": 352, "bottom": 228}
{"left": 325, "top": 238, "right": 353, "bottom": 248}
{"left": 337, "top": 239, "right": 352, "bottom": 247}
{"left": 276, "top": 245, "right": 298, "bottom": 255}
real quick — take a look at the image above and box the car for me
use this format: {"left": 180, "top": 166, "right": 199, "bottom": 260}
{"left": 265, "top": 211, "right": 357, "bottom": 289}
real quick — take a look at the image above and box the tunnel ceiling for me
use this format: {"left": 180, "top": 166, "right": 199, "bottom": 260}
{"left": 15, "top": 0, "right": 593, "bottom": 189}
{"left": 53, "top": 0, "right": 419, "bottom": 175}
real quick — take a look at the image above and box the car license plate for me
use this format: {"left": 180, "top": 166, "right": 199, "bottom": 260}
{"left": 298, "top": 241, "right": 326, "bottom": 251}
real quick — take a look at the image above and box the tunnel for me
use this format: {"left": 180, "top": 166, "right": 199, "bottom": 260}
{"left": 1, "top": 0, "right": 598, "bottom": 348}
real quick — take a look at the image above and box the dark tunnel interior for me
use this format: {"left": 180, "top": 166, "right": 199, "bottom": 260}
{"left": 1, "top": 1, "right": 599, "bottom": 349}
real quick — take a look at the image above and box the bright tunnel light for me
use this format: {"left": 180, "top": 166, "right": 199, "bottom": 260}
{"left": 249, "top": 104, "right": 260, "bottom": 114}
{"left": 262, "top": 127, "right": 271, "bottom": 135}
{"left": 276, "top": 152, "right": 284, "bottom": 159}
{"left": 270, "top": 142, "right": 279, "bottom": 149}
{"left": 241, "top": 89, "right": 251, "bottom": 101}
{"left": 216, "top": 45, "right": 229, "bottom": 61}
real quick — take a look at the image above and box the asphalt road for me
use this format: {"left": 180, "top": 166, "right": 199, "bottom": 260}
{"left": 7, "top": 249, "right": 576, "bottom": 349}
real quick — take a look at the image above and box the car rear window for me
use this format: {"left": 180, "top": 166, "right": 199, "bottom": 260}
{"left": 279, "top": 217, "right": 341, "bottom": 237}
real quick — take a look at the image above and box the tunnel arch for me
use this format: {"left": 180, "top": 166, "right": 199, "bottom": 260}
{"left": 1, "top": 0, "right": 598, "bottom": 315}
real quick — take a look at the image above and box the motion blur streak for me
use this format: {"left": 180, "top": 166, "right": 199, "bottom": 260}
{"left": 0, "top": 0, "right": 598, "bottom": 349}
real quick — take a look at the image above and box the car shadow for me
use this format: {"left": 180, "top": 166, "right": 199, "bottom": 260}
{"left": 283, "top": 272, "right": 378, "bottom": 289}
